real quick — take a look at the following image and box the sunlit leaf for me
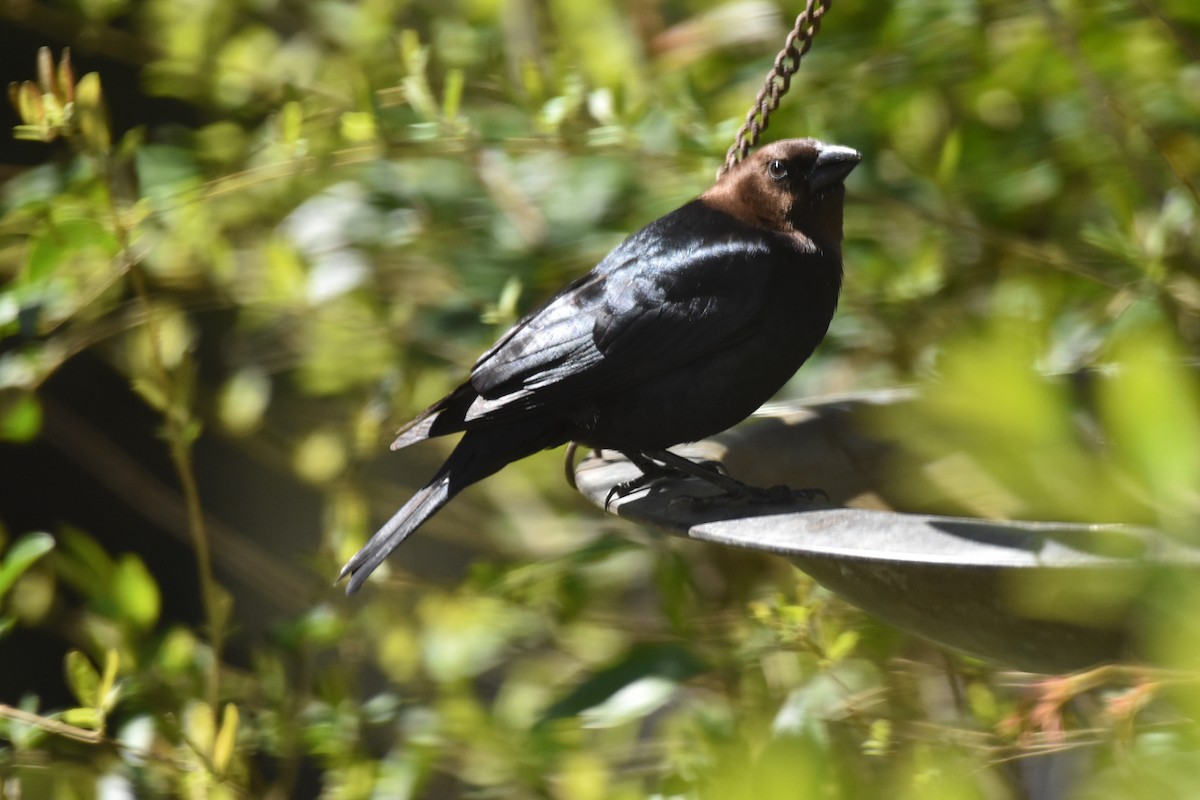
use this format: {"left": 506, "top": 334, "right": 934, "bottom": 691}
{"left": 826, "top": 629, "right": 859, "bottom": 663}
{"left": 155, "top": 626, "right": 199, "bottom": 675}
{"left": 184, "top": 701, "right": 216, "bottom": 754}
{"left": 212, "top": 703, "right": 239, "bottom": 773}
{"left": 0, "top": 393, "right": 42, "bottom": 442}
{"left": 540, "top": 642, "right": 706, "bottom": 724}
{"left": 24, "top": 216, "right": 119, "bottom": 289}
{"left": 112, "top": 554, "right": 161, "bottom": 630}
{"left": 37, "top": 48, "right": 57, "bottom": 98}
{"left": 339, "top": 111, "right": 376, "bottom": 143}
{"left": 293, "top": 429, "right": 347, "bottom": 484}
{"left": 442, "top": 69, "right": 464, "bottom": 122}
{"left": 217, "top": 367, "right": 271, "bottom": 435}
{"left": 418, "top": 593, "right": 540, "bottom": 683}
{"left": 279, "top": 100, "right": 303, "bottom": 146}
{"left": 99, "top": 649, "right": 120, "bottom": 713}
{"left": 13, "top": 124, "right": 48, "bottom": 142}
{"left": 58, "top": 48, "right": 74, "bottom": 104}
{"left": 73, "top": 72, "right": 110, "bottom": 152}
{"left": 1100, "top": 326, "right": 1200, "bottom": 534}
{"left": 576, "top": 675, "right": 679, "bottom": 729}
{"left": 134, "top": 144, "right": 201, "bottom": 203}
{"left": 65, "top": 650, "right": 101, "bottom": 709}
{"left": 62, "top": 706, "right": 102, "bottom": 730}
{"left": 554, "top": 753, "right": 609, "bottom": 800}
{"left": 16, "top": 82, "right": 43, "bottom": 127}
{"left": 772, "top": 659, "right": 881, "bottom": 741}
{"left": 0, "top": 531, "right": 55, "bottom": 597}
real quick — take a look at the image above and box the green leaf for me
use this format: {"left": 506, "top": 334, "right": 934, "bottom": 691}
{"left": 184, "top": 701, "right": 215, "bottom": 753}
{"left": 33, "top": 217, "right": 118, "bottom": 279}
{"left": 540, "top": 643, "right": 706, "bottom": 725}
{"left": 339, "top": 111, "right": 376, "bottom": 143}
{"left": 16, "top": 81, "right": 42, "bottom": 126}
{"left": 0, "top": 394, "right": 42, "bottom": 442}
{"left": 653, "top": 550, "right": 691, "bottom": 634}
{"left": 36, "top": 47, "right": 57, "bottom": 99}
{"left": 62, "top": 706, "right": 102, "bottom": 730}
{"left": 0, "top": 162, "right": 65, "bottom": 211}
{"left": 73, "top": 72, "right": 110, "bottom": 153}
{"left": 442, "top": 68, "right": 464, "bottom": 121}
{"left": 218, "top": 367, "right": 271, "bottom": 436}
{"left": 55, "top": 527, "right": 113, "bottom": 599}
{"left": 112, "top": 553, "right": 160, "bottom": 630}
{"left": 772, "top": 659, "right": 882, "bottom": 741}
{"left": 279, "top": 100, "right": 303, "bottom": 146}
{"left": 134, "top": 144, "right": 201, "bottom": 203}
{"left": 13, "top": 124, "right": 48, "bottom": 142}
{"left": 576, "top": 676, "right": 680, "bottom": 729}
{"left": 212, "top": 703, "right": 239, "bottom": 773}
{"left": 57, "top": 48, "right": 74, "bottom": 104}
{"left": 1101, "top": 327, "right": 1200, "bottom": 534}
{"left": 155, "top": 626, "right": 198, "bottom": 675}
{"left": 99, "top": 649, "right": 120, "bottom": 713}
{"left": 65, "top": 650, "right": 101, "bottom": 709}
{"left": 0, "top": 531, "right": 55, "bottom": 597}
{"left": 826, "top": 630, "right": 860, "bottom": 663}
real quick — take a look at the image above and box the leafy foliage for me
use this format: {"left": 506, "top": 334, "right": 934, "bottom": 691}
{"left": 1, "top": 1, "right": 1199, "bottom": 797}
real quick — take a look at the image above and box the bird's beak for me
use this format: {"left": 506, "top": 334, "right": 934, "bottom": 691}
{"left": 810, "top": 144, "right": 861, "bottom": 191}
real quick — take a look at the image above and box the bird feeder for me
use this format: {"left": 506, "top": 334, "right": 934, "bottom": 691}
{"left": 574, "top": 389, "right": 1198, "bottom": 673}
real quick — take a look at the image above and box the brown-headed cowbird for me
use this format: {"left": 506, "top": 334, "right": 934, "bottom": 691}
{"left": 339, "top": 138, "right": 860, "bottom": 593}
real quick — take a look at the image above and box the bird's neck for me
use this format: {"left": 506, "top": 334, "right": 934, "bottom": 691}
{"left": 700, "top": 181, "right": 783, "bottom": 232}
{"left": 699, "top": 183, "right": 846, "bottom": 257}
{"left": 788, "top": 192, "right": 846, "bottom": 258}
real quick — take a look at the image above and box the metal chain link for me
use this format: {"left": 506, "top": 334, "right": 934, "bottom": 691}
{"left": 718, "top": 0, "right": 832, "bottom": 178}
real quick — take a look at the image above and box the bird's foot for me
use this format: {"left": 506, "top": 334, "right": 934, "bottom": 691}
{"left": 605, "top": 449, "right": 829, "bottom": 511}
{"left": 674, "top": 484, "right": 830, "bottom": 512}
{"left": 604, "top": 455, "right": 695, "bottom": 510}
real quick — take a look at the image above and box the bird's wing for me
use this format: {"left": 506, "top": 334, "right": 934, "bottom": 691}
{"left": 390, "top": 263, "right": 621, "bottom": 449}
{"left": 462, "top": 210, "right": 784, "bottom": 424}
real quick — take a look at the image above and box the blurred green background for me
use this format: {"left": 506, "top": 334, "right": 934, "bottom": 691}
{"left": 1, "top": 0, "right": 1198, "bottom": 797}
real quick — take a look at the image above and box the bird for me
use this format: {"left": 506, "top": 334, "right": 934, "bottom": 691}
{"left": 338, "top": 138, "right": 860, "bottom": 593}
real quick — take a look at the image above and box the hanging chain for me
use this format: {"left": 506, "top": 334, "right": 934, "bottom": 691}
{"left": 718, "top": 0, "right": 832, "bottom": 178}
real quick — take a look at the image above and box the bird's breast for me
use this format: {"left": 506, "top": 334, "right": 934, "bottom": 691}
{"left": 573, "top": 261, "right": 840, "bottom": 451}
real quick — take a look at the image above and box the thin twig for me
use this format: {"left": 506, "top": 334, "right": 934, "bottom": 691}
{"left": 0, "top": 704, "right": 103, "bottom": 745}
{"left": 98, "top": 152, "right": 226, "bottom": 710}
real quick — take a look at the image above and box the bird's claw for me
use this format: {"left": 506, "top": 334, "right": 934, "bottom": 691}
{"left": 604, "top": 467, "right": 685, "bottom": 510}
{"left": 670, "top": 484, "right": 829, "bottom": 512}
{"left": 606, "top": 448, "right": 831, "bottom": 512}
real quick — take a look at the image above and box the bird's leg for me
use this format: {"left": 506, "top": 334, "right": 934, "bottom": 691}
{"left": 569, "top": 444, "right": 685, "bottom": 507}
{"left": 564, "top": 443, "right": 638, "bottom": 495}
{"left": 563, "top": 441, "right": 581, "bottom": 491}
{"left": 604, "top": 449, "right": 828, "bottom": 510}
{"left": 603, "top": 450, "right": 694, "bottom": 509}
{"left": 642, "top": 449, "right": 759, "bottom": 496}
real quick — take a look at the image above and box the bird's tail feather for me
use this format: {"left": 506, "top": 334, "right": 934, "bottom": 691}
{"left": 338, "top": 470, "right": 452, "bottom": 594}
{"left": 338, "top": 423, "right": 564, "bottom": 594}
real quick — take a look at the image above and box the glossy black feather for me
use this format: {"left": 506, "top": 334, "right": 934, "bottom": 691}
{"left": 342, "top": 138, "right": 860, "bottom": 592}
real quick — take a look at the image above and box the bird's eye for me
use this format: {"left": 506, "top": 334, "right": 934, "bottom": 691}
{"left": 767, "top": 159, "right": 788, "bottom": 180}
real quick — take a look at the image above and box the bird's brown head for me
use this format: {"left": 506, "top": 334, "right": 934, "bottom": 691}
{"left": 702, "top": 138, "right": 860, "bottom": 253}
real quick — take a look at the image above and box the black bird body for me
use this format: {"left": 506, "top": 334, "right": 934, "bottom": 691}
{"left": 340, "top": 139, "right": 860, "bottom": 593}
